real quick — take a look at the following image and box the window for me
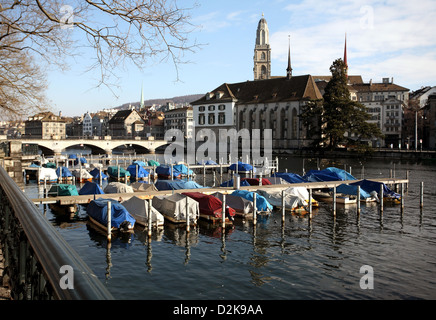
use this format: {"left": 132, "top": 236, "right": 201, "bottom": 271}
{"left": 208, "top": 105, "right": 215, "bottom": 111}
{"left": 208, "top": 113, "right": 215, "bottom": 125}
{"left": 218, "top": 105, "right": 226, "bottom": 110}
{"left": 218, "top": 113, "right": 225, "bottom": 124}
{"left": 198, "top": 114, "right": 205, "bottom": 125}
{"left": 199, "top": 106, "right": 205, "bottom": 112}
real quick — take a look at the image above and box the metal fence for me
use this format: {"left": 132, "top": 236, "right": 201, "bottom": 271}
{"left": 0, "top": 166, "right": 113, "bottom": 300}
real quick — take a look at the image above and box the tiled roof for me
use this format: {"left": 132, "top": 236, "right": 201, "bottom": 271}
{"left": 191, "top": 75, "right": 323, "bottom": 105}
{"left": 352, "top": 82, "right": 409, "bottom": 92}
{"left": 108, "top": 109, "right": 135, "bottom": 123}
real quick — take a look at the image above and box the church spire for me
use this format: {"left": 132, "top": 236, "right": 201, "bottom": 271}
{"left": 286, "top": 35, "right": 292, "bottom": 80}
{"left": 344, "top": 33, "right": 348, "bottom": 78}
{"left": 253, "top": 14, "right": 271, "bottom": 80}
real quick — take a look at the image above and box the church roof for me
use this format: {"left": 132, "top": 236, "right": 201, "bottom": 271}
{"left": 191, "top": 75, "right": 323, "bottom": 106}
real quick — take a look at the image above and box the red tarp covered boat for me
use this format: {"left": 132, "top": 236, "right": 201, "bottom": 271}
{"left": 241, "top": 178, "right": 272, "bottom": 186}
{"left": 182, "top": 192, "right": 235, "bottom": 222}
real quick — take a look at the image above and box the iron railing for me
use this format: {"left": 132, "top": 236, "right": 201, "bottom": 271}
{"left": 0, "top": 166, "right": 113, "bottom": 300}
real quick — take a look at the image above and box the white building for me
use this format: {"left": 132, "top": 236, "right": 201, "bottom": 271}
{"left": 82, "top": 112, "right": 93, "bottom": 136}
{"left": 164, "top": 106, "right": 194, "bottom": 139}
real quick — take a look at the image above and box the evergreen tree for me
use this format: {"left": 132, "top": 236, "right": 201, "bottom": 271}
{"left": 301, "top": 58, "right": 383, "bottom": 150}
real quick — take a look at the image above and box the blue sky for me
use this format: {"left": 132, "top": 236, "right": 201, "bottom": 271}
{"left": 46, "top": 0, "right": 436, "bottom": 117}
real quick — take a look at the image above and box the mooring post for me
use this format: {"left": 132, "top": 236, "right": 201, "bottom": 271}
{"left": 117, "top": 165, "right": 120, "bottom": 181}
{"left": 309, "top": 188, "right": 313, "bottom": 219}
{"left": 99, "top": 168, "right": 102, "bottom": 186}
{"left": 420, "top": 181, "right": 424, "bottom": 209}
{"left": 148, "top": 199, "right": 152, "bottom": 237}
{"left": 203, "top": 163, "right": 206, "bottom": 186}
{"left": 400, "top": 183, "right": 404, "bottom": 211}
{"left": 357, "top": 185, "right": 361, "bottom": 215}
{"left": 332, "top": 186, "right": 336, "bottom": 216}
{"left": 253, "top": 192, "right": 257, "bottom": 226}
{"left": 281, "top": 190, "right": 285, "bottom": 223}
{"left": 107, "top": 201, "right": 112, "bottom": 242}
{"left": 186, "top": 196, "right": 190, "bottom": 233}
{"left": 406, "top": 170, "right": 409, "bottom": 191}
{"left": 380, "top": 184, "right": 384, "bottom": 214}
{"left": 222, "top": 194, "right": 226, "bottom": 230}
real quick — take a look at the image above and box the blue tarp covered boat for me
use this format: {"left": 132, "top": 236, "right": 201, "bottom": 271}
{"left": 272, "top": 172, "right": 306, "bottom": 183}
{"left": 132, "top": 160, "right": 147, "bottom": 167}
{"left": 231, "top": 190, "right": 273, "bottom": 212}
{"left": 197, "top": 159, "right": 218, "bottom": 165}
{"left": 229, "top": 162, "right": 255, "bottom": 173}
{"left": 220, "top": 179, "right": 251, "bottom": 187}
{"left": 304, "top": 167, "right": 356, "bottom": 182}
{"left": 127, "top": 164, "right": 150, "bottom": 179}
{"left": 55, "top": 166, "right": 73, "bottom": 179}
{"left": 155, "top": 164, "right": 193, "bottom": 178}
{"left": 350, "top": 179, "right": 400, "bottom": 201}
{"left": 86, "top": 198, "right": 135, "bottom": 231}
{"left": 79, "top": 181, "right": 105, "bottom": 195}
{"left": 89, "top": 168, "right": 108, "bottom": 180}
{"left": 335, "top": 184, "right": 371, "bottom": 199}
{"left": 154, "top": 180, "right": 204, "bottom": 191}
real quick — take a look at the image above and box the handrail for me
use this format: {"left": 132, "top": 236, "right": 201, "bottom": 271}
{"left": 0, "top": 166, "right": 114, "bottom": 300}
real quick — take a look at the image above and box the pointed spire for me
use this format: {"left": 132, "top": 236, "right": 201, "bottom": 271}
{"left": 286, "top": 35, "right": 292, "bottom": 80}
{"left": 344, "top": 33, "right": 348, "bottom": 78}
{"left": 140, "top": 82, "right": 144, "bottom": 110}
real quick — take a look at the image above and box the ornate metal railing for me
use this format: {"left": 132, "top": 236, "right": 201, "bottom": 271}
{"left": 0, "top": 166, "right": 113, "bottom": 300}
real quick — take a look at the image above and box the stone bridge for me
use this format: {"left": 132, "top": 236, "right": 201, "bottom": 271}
{"left": 18, "top": 138, "right": 171, "bottom": 155}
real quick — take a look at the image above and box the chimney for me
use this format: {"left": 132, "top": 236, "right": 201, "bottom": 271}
{"left": 59, "top": 111, "right": 62, "bottom": 118}
{"left": 391, "top": 77, "right": 394, "bottom": 83}
{"left": 369, "top": 79, "right": 372, "bottom": 85}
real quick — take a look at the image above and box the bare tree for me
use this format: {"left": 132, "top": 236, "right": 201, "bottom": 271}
{"left": 0, "top": 0, "right": 199, "bottom": 119}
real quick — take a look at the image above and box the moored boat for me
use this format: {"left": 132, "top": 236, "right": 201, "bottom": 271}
{"left": 47, "top": 183, "right": 79, "bottom": 218}
{"left": 86, "top": 198, "right": 135, "bottom": 232}
{"left": 152, "top": 193, "right": 199, "bottom": 224}
{"left": 182, "top": 192, "right": 235, "bottom": 224}
{"left": 121, "top": 196, "right": 164, "bottom": 228}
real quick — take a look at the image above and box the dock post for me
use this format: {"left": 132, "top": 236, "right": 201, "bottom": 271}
{"left": 203, "top": 163, "right": 206, "bottom": 186}
{"left": 332, "top": 186, "right": 336, "bottom": 216}
{"left": 259, "top": 173, "right": 262, "bottom": 186}
{"left": 357, "top": 185, "right": 361, "bottom": 215}
{"left": 380, "top": 184, "right": 384, "bottom": 214}
{"left": 107, "top": 201, "right": 112, "bottom": 242}
{"left": 401, "top": 183, "right": 404, "bottom": 211}
{"left": 275, "top": 157, "right": 279, "bottom": 172}
{"left": 406, "top": 170, "right": 409, "bottom": 191}
{"left": 171, "top": 163, "right": 174, "bottom": 181}
{"left": 222, "top": 194, "right": 226, "bottom": 230}
{"left": 220, "top": 163, "right": 223, "bottom": 185}
{"left": 136, "top": 165, "right": 138, "bottom": 181}
{"left": 99, "top": 168, "right": 102, "bottom": 186}
{"left": 117, "top": 165, "right": 120, "bottom": 181}
{"left": 186, "top": 197, "right": 190, "bottom": 233}
{"left": 420, "top": 182, "right": 424, "bottom": 209}
{"left": 58, "top": 166, "right": 62, "bottom": 183}
{"left": 281, "top": 190, "right": 285, "bottom": 223}
{"left": 253, "top": 192, "right": 257, "bottom": 226}
{"left": 148, "top": 199, "right": 153, "bottom": 237}
{"left": 309, "top": 188, "right": 313, "bottom": 219}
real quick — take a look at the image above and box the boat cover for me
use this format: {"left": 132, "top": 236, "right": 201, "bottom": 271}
{"left": 44, "top": 162, "right": 56, "bottom": 169}
{"left": 241, "top": 178, "right": 272, "bottom": 186}
{"left": 86, "top": 198, "right": 135, "bottom": 229}
{"left": 231, "top": 190, "right": 273, "bottom": 212}
{"left": 147, "top": 160, "right": 160, "bottom": 166}
{"left": 154, "top": 180, "right": 203, "bottom": 191}
{"left": 152, "top": 193, "right": 199, "bottom": 221}
{"left": 55, "top": 166, "right": 73, "bottom": 178}
{"left": 72, "top": 168, "right": 93, "bottom": 179}
{"left": 229, "top": 161, "right": 255, "bottom": 172}
{"left": 211, "top": 192, "right": 254, "bottom": 214}
{"left": 350, "top": 179, "right": 400, "bottom": 199}
{"left": 182, "top": 192, "right": 236, "bottom": 218}
{"left": 89, "top": 168, "right": 108, "bottom": 180}
{"left": 104, "top": 182, "right": 134, "bottom": 194}
{"left": 121, "top": 196, "right": 164, "bottom": 226}
{"left": 272, "top": 172, "right": 306, "bottom": 183}
{"left": 107, "top": 166, "right": 131, "bottom": 178}
{"left": 130, "top": 181, "right": 158, "bottom": 192}
{"left": 48, "top": 183, "right": 79, "bottom": 197}
{"left": 220, "top": 179, "right": 251, "bottom": 187}
{"left": 132, "top": 160, "right": 147, "bottom": 167}
{"left": 197, "top": 159, "right": 218, "bottom": 165}
{"left": 156, "top": 164, "right": 193, "bottom": 177}
{"left": 335, "top": 184, "right": 371, "bottom": 199}
{"left": 39, "top": 167, "right": 58, "bottom": 182}
{"left": 264, "top": 177, "right": 290, "bottom": 185}
{"left": 79, "top": 181, "right": 105, "bottom": 195}
{"left": 29, "top": 163, "right": 40, "bottom": 168}
{"left": 127, "top": 164, "right": 150, "bottom": 178}
{"left": 256, "top": 187, "right": 307, "bottom": 209}
{"left": 304, "top": 167, "right": 356, "bottom": 182}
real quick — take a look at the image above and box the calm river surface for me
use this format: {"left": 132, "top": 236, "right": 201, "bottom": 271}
{"left": 22, "top": 155, "right": 436, "bottom": 300}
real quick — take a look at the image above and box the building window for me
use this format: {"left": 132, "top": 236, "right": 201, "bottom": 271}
{"left": 208, "top": 105, "right": 215, "bottom": 111}
{"left": 198, "top": 114, "right": 205, "bottom": 125}
{"left": 208, "top": 113, "right": 215, "bottom": 125}
{"left": 218, "top": 113, "right": 225, "bottom": 124}
{"left": 218, "top": 105, "right": 226, "bottom": 110}
{"left": 199, "top": 106, "right": 205, "bottom": 112}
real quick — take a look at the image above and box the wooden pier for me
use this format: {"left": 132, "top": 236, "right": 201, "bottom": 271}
{"left": 30, "top": 178, "right": 409, "bottom": 206}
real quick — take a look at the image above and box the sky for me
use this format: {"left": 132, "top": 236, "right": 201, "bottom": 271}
{"left": 45, "top": 0, "right": 436, "bottom": 117}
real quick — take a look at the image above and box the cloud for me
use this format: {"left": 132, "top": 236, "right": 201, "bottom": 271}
{"left": 269, "top": 0, "right": 436, "bottom": 88}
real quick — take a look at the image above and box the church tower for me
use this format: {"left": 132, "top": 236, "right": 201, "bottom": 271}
{"left": 253, "top": 14, "right": 271, "bottom": 80}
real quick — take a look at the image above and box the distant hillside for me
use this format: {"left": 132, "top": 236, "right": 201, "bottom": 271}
{"left": 114, "top": 94, "right": 204, "bottom": 110}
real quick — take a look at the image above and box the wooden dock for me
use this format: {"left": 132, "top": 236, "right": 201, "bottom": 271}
{"left": 30, "top": 178, "right": 409, "bottom": 206}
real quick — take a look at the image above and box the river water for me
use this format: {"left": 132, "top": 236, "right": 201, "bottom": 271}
{"left": 21, "top": 155, "right": 436, "bottom": 300}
